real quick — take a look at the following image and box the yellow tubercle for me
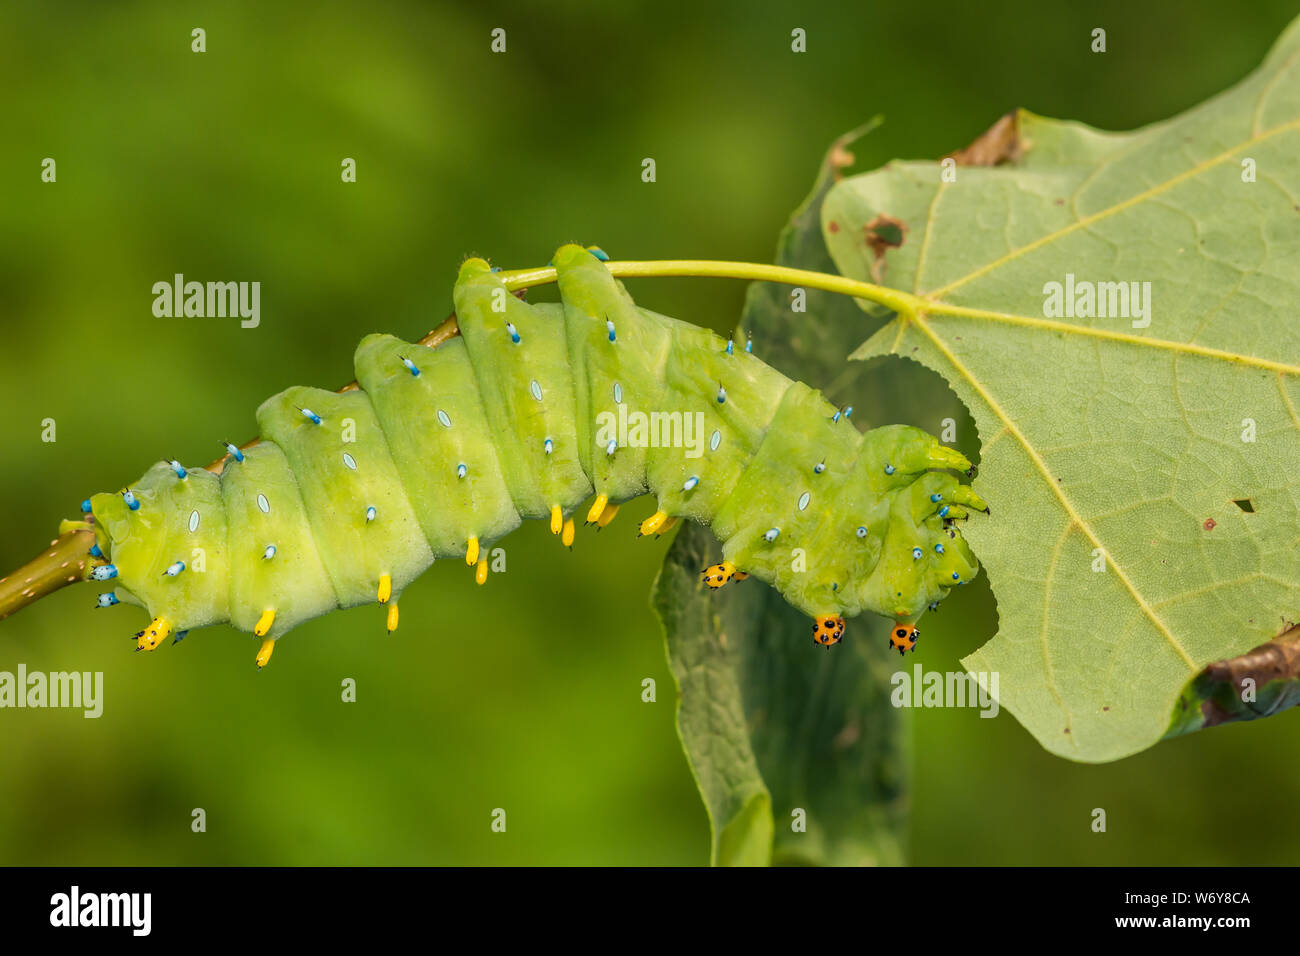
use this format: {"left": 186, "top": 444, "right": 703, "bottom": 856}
{"left": 639, "top": 510, "right": 668, "bottom": 537}
{"left": 254, "top": 608, "right": 276, "bottom": 637}
{"left": 138, "top": 616, "right": 172, "bottom": 651}
{"left": 386, "top": 602, "right": 399, "bottom": 634}
{"left": 475, "top": 559, "right": 488, "bottom": 585}
{"left": 562, "top": 517, "right": 575, "bottom": 548}
{"left": 256, "top": 638, "right": 275, "bottom": 669}
{"left": 701, "top": 561, "right": 741, "bottom": 589}
{"left": 377, "top": 573, "right": 392, "bottom": 604}
{"left": 550, "top": 504, "right": 563, "bottom": 535}
{"left": 587, "top": 494, "right": 608, "bottom": 524}
{"left": 596, "top": 503, "right": 620, "bottom": 529}
{"left": 466, "top": 536, "right": 479, "bottom": 566}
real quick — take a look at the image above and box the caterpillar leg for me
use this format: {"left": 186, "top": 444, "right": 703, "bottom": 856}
{"left": 466, "top": 536, "right": 479, "bottom": 566}
{"left": 586, "top": 494, "right": 609, "bottom": 525}
{"left": 927, "top": 445, "right": 974, "bottom": 475}
{"left": 872, "top": 426, "right": 975, "bottom": 480}
{"left": 256, "top": 638, "right": 275, "bottom": 669}
{"left": 254, "top": 608, "right": 276, "bottom": 637}
{"left": 638, "top": 510, "right": 669, "bottom": 537}
{"left": 656, "top": 515, "right": 679, "bottom": 537}
{"left": 377, "top": 573, "right": 392, "bottom": 604}
{"left": 595, "top": 503, "right": 619, "bottom": 531}
{"left": 701, "top": 561, "right": 747, "bottom": 589}
{"left": 137, "top": 616, "right": 172, "bottom": 651}
{"left": 476, "top": 558, "right": 488, "bottom": 585}
{"left": 889, "top": 623, "right": 920, "bottom": 655}
{"left": 812, "top": 615, "right": 845, "bottom": 648}
{"left": 550, "top": 505, "right": 563, "bottom": 536}
{"left": 945, "top": 485, "right": 988, "bottom": 514}
{"left": 562, "top": 517, "right": 576, "bottom": 548}
{"left": 386, "top": 602, "right": 399, "bottom": 634}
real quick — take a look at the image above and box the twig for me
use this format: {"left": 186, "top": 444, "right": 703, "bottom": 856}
{"left": 0, "top": 527, "right": 97, "bottom": 621}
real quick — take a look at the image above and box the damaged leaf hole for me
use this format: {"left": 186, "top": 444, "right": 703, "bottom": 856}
{"left": 863, "top": 213, "right": 908, "bottom": 282}
{"left": 1232, "top": 498, "right": 1255, "bottom": 513}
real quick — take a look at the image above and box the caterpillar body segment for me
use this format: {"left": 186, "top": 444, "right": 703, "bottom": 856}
{"left": 86, "top": 244, "right": 983, "bottom": 664}
{"left": 554, "top": 244, "right": 672, "bottom": 505}
{"left": 455, "top": 263, "right": 592, "bottom": 518}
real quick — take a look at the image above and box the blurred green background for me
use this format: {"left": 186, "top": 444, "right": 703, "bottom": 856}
{"left": 1, "top": 0, "right": 1298, "bottom": 865}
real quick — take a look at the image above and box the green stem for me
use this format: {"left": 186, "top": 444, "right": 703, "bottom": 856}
{"left": 499, "top": 259, "right": 921, "bottom": 318}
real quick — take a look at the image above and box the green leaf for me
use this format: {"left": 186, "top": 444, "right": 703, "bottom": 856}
{"left": 653, "top": 122, "right": 966, "bottom": 865}
{"left": 824, "top": 18, "right": 1300, "bottom": 762}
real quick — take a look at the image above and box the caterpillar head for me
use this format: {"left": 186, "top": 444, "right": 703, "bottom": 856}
{"left": 845, "top": 427, "right": 986, "bottom": 625}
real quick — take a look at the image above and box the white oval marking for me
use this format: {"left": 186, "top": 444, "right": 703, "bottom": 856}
{"left": 613, "top": 382, "right": 623, "bottom": 404}
{"left": 257, "top": 494, "right": 270, "bottom": 514}
{"left": 188, "top": 510, "right": 200, "bottom": 533}
{"left": 710, "top": 430, "right": 721, "bottom": 451}
{"left": 437, "top": 409, "right": 452, "bottom": 427}
{"left": 530, "top": 380, "right": 543, "bottom": 401}
{"left": 798, "top": 492, "right": 811, "bottom": 511}
{"left": 342, "top": 452, "right": 358, "bottom": 471}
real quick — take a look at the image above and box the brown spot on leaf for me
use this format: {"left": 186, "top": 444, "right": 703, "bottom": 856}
{"left": 1203, "top": 518, "right": 1216, "bottom": 531}
{"left": 945, "top": 111, "right": 1024, "bottom": 166}
{"left": 828, "top": 220, "right": 840, "bottom": 234}
{"left": 863, "top": 213, "right": 908, "bottom": 282}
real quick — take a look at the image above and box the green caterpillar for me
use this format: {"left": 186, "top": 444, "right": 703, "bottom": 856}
{"left": 80, "top": 244, "right": 985, "bottom": 666}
